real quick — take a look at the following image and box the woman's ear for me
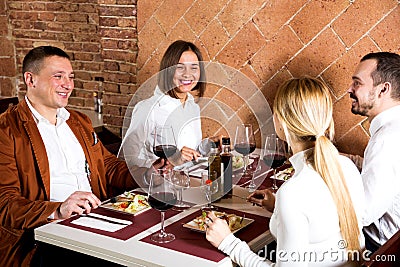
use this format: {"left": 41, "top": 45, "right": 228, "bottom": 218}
{"left": 273, "top": 113, "right": 286, "bottom": 141}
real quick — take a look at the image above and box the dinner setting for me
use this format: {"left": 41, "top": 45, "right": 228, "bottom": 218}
{"left": 45, "top": 119, "right": 292, "bottom": 266}
{"left": 1, "top": 2, "right": 399, "bottom": 267}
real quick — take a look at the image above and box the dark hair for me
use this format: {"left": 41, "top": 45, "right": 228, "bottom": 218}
{"left": 361, "top": 52, "right": 400, "bottom": 100}
{"left": 22, "top": 46, "right": 70, "bottom": 75}
{"left": 157, "top": 40, "right": 206, "bottom": 98}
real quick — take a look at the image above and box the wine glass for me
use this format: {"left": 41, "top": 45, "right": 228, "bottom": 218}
{"left": 148, "top": 171, "right": 177, "bottom": 243}
{"left": 171, "top": 169, "right": 190, "bottom": 210}
{"left": 201, "top": 171, "right": 218, "bottom": 211}
{"left": 234, "top": 124, "right": 256, "bottom": 176}
{"left": 263, "top": 134, "right": 287, "bottom": 191}
{"left": 153, "top": 125, "right": 177, "bottom": 167}
{"left": 246, "top": 153, "right": 261, "bottom": 192}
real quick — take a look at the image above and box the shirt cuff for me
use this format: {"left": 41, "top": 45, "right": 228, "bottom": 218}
{"left": 218, "top": 233, "right": 239, "bottom": 253}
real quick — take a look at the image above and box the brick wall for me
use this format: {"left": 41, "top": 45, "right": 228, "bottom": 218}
{"left": 0, "top": 0, "right": 138, "bottom": 135}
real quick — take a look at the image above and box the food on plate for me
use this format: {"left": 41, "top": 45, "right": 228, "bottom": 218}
{"left": 276, "top": 166, "right": 294, "bottom": 180}
{"left": 194, "top": 211, "right": 244, "bottom": 232}
{"left": 111, "top": 192, "right": 149, "bottom": 214}
{"left": 232, "top": 156, "right": 244, "bottom": 169}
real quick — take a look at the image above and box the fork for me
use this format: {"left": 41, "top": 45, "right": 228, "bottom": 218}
{"left": 240, "top": 213, "right": 245, "bottom": 224}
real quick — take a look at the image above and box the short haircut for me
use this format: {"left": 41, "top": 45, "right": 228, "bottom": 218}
{"left": 361, "top": 52, "right": 400, "bottom": 100}
{"left": 22, "top": 46, "right": 70, "bottom": 75}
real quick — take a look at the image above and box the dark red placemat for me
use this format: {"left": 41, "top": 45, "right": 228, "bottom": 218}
{"left": 140, "top": 207, "right": 270, "bottom": 263}
{"left": 58, "top": 207, "right": 181, "bottom": 240}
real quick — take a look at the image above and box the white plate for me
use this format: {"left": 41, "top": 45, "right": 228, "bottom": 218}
{"left": 101, "top": 192, "right": 151, "bottom": 215}
{"left": 274, "top": 166, "right": 294, "bottom": 181}
{"left": 183, "top": 214, "right": 254, "bottom": 233}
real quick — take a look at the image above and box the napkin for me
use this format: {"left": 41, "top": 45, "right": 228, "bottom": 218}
{"left": 188, "top": 161, "right": 208, "bottom": 177}
{"left": 71, "top": 213, "right": 132, "bottom": 232}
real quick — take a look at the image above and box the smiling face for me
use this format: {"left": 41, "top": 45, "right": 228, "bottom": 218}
{"left": 172, "top": 50, "right": 200, "bottom": 99}
{"left": 25, "top": 55, "right": 74, "bottom": 119}
{"left": 348, "top": 59, "right": 382, "bottom": 119}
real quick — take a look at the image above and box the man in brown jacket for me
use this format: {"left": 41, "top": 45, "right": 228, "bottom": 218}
{"left": 0, "top": 46, "right": 165, "bottom": 266}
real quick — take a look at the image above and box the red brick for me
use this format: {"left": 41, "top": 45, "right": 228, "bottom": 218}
{"left": 0, "top": 16, "right": 7, "bottom": 34}
{"left": 287, "top": 28, "right": 345, "bottom": 77}
{"left": 218, "top": 0, "right": 265, "bottom": 36}
{"left": 216, "top": 22, "right": 265, "bottom": 69}
{"left": 0, "top": 0, "right": 6, "bottom": 14}
{"left": 98, "top": 6, "right": 135, "bottom": 17}
{"left": 0, "top": 77, "right": 15, "bottom": 96}
{"left": 0, "top": 37, "right": 14, "bottom": 56}
{"left": 370, "top": 6, "right": 400, "bottom": 53}
{"left": 332, "top": 0, "right": 397, "bottom": 47}
{"left": 0, "top": 58, "right": 16, "bottom": 76}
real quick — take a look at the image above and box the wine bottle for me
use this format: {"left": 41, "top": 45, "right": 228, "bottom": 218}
{"left": 208, "top": 141, "right": 221, "bottom": 200}
{"left": 221, "top": 137, "right": 233, "bottom": 198}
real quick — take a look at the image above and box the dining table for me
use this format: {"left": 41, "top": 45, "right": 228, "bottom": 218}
{"left": 34, "top": 154, "right": 290, "bottom": 267}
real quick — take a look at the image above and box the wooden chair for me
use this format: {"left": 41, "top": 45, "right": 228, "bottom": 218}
{"left": 361, "top": 230, "right": 400, "bottom": 267}
{"left": 0, "top": 97, "right": 19, "bottom": 114}
{"left": 94, "top": 126, "right": 121, "bottom": 156}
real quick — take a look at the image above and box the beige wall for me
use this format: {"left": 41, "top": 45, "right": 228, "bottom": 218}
{"left": 137, "top": 0, "right": 400, "bottom": 156}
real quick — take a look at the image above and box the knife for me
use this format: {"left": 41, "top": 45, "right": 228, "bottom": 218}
{"left": 82, "top": 213, "right": 132, "bottom": 226}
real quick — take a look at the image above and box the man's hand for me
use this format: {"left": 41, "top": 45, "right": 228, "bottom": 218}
{"left": 247, "top": 189, "right": 275, "bottom": 212}
{"left": 55, "top": 191, "right": 101, "bottom": 219}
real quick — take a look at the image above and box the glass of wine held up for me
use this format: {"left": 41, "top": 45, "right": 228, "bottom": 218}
{"left": 234, "top": 124, "right": 256, "bottom": 176}
{"left": 148, "top": 171, "right": 177, "bottom": 243}
{"left": 153, "top": 125, "right": 178, "bottom": 168}
{"left": 263, "top": 134, "right": 287, "bottom": 192}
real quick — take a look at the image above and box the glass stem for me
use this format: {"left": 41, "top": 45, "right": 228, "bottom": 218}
{"left": 273, "top": 169, "right": 277, "bottom": 189}
{"left": 177, "top": 189, "right": 182, "bottom": 204}
{"left": 244, "top": 155, "right": 249, "bottom": 174}
{"left": 207, "top": 190, "right": 211, "bottom": 207}
{"left": 160, "top": 211, "right": 166, "bottom": 236}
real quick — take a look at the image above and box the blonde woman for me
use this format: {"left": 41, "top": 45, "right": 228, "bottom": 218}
{"left": 206, "top": 77, "right": 365, "bottom": 266}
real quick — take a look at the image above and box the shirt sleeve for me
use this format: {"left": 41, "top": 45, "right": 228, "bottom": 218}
{"left": 218, "top": 233, "right": 273, "bottom": 267}
{"left": 362, "top": 138, "right": 400, "bottom": 225}
{"left": 118, "top": 103, "right": 155, "bottom": 168}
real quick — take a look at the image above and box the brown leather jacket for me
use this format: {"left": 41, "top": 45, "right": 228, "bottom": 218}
{"left": 0, "top": 100, "right": 143, "bottom": 266}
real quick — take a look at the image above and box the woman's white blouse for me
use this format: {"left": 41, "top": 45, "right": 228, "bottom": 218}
{"left": 218, "top": 150, "right": 365, "bottom": 267}
{"left": 118, "top": 86, "right": 202, "bottom": 168}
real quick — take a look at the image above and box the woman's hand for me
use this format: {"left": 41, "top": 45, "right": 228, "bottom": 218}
{"left": 180, "top": 146, "right": 201, "bottom": 162}
{"left": 247, "top": 189, "right": 275, "bottom": 212}
{"left": 205, "top": 211, "right": 232, "bottom": 248}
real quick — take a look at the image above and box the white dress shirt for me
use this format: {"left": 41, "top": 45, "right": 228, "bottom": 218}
{"left": 119, "top": 86, "right": 202, "bottom": 167}
{"left": 26, "top": 97, "right": 91, "bottom": 202}
{"left": 361, "top": 105, "right": 400, "bottom": 246}
{"left": 218, "top": 150, "right": 365, "bottom": 267}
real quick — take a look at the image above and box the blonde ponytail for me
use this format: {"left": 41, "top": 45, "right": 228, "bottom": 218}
{"left": 273, "top": 76, "right": 361, "bottom": 255}
{"left": 314, "top": 135, "right": 360, "bottom": 252}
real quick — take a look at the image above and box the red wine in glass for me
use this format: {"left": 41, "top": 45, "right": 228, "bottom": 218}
{"left": 153, "top": 145, "right": 177, "bottom": 159}
{"left": 263, "top": 153, "right": 287, "bottom": 169}
{"left": 148, "top": 172, "right": 177, "bottom": 243}
{"left": 234, "top": 143, "right": 256, "bottom": 156}
{"left": 148, "top": 192, "right": 177, "bottom": 211}
{"left": 263, "top": 134, "right": 288, "bottom": 191}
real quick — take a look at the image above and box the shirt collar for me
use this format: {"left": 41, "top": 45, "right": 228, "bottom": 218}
{"left": 369, "top": 105, "right": 400, "bottom": 135}
{"left": 154, "top": 86, "right": 195, "bottom": 106}
{"left": 25, "top": 96, "right": 70, "bottom": 125}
